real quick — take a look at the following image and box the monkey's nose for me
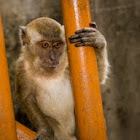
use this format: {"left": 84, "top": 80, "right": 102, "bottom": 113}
{"left": 49, "top": 51, "right": 56, "bottom": 61}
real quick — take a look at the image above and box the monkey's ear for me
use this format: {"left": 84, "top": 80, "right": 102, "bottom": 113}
{"left": 61, "top": 25, "right": 65, "bottom": 33}
{"left": 19, "top": 26, "right": 27, "bottom": 45}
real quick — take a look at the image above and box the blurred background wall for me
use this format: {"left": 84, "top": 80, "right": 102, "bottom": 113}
{"left": 0, "top": 0, "right": 140, "bottom": 140}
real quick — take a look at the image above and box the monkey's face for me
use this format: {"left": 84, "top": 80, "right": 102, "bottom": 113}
{"left": 24, "top": 35, "right": 67, "bottom": 74}
{"left": 20, "top": 17, "right": 67, "bottom": 72}
{"left": 37, "top": 38, "right": 65, "bottom": 69}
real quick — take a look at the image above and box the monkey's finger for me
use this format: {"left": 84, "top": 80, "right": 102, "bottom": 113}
{"left": 69, "top": 32, "right": 96, "bottom": 40}
{"left": 70, "top": 36, "right": 96, "bottom": 44}
{"left": 75, "top": 27, "right": 96, "bottom": 34}
{"left": 69, "top": 38, "right": 81, "bottom": 43}
{"left": 89, "top": 22, "right": 98, "bottom": 29}
{"left": 69, "top": 34, "right": 83, "bottom": 39}
{"left": 75, "top": 42, "right": 93, "bottom": 47}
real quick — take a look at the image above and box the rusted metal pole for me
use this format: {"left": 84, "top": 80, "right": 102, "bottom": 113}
{"left": 61, "top": 0, "right": 107, "bottom": 139}
{"left": 0, "top": 14, "right": 17, "bottom": 140}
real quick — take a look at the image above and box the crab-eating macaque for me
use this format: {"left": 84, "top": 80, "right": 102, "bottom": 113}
{"left": 15, "top": 17, "right": 109, "bottom": 140}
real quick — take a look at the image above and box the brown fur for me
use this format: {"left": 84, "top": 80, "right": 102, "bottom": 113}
{"left": 27, "top": 17, "right": 62, "bottom": 38}
{"left": 16, "top": 17, "right": 109, "bottom": 140}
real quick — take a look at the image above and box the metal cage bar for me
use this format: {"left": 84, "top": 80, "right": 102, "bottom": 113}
{"left": 16, "top": 121, "right": 36, "bottom": 140}
{"left": 0, "top": 13, "right": 18, "bottom": 140}
{"left": 61, "top": 0, "right": 107, "bottom": 139}
{"left": 0, "top": 13, "right": 36, "bottom": 140}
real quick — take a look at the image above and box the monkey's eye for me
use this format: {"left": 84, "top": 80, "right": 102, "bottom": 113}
{"left": 42, "top": 42, "right": 49, "bottom": 48}
{"left": 53, "top": 42, "right": 61, "bottom": 49}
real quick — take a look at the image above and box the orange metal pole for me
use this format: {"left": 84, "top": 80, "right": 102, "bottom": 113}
{"left": 61, "top": 0, "right": 107, "bottom": 139}
{"left": 16, "top": 121, "right": 36, "bottom": 140}
{"left": 0, "top": 14, "right": 17, "bottom": 140}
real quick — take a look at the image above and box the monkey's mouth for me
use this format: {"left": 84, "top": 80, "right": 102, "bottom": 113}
{"left": 41, "top": 61, "right": 59, "bottom": 69}
{"left": 48, "top": 65, "right": 58, "bottom": 68}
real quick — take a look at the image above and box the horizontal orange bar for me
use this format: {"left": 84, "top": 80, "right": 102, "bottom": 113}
{"left": 16, "top": 121, "right": 36, "bottom": 140}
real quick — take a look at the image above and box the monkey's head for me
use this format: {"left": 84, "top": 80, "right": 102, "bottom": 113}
{"left": 19, "top": 17, "right": 67, "bottom": 75}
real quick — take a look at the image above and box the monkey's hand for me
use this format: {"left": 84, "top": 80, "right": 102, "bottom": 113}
{"left": 69, "top": 22, "right": 109, "bottom": 84}
{"left": 69, "top": 22, "right": 106, "bottom": 49}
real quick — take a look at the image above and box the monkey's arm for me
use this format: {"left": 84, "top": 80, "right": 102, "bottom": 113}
{"left": 69, "top": 22, "right": 109, "bottom": 84}
{"left": 15, "top": 73, "right": 54, "bottom": 140}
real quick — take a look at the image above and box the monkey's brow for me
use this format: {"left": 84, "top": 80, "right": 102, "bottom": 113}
{"left": 38, "top": 38, "right": 63, "bottom": 42}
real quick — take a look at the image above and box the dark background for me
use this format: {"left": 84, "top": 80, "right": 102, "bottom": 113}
{"left": 0, "top": 0, "right": 140, "bottom": 140}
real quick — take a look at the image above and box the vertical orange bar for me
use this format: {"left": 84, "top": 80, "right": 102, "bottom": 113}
{"left": 0, "top": 13, "right": 17, "bottom": 140}
{"left": 61, "top": 0, "right": 107, "bottom": 139}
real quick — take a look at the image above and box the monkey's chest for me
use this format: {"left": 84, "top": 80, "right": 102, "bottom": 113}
{"left": 36, "top": 75, "right": 75, "bottom": 124}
